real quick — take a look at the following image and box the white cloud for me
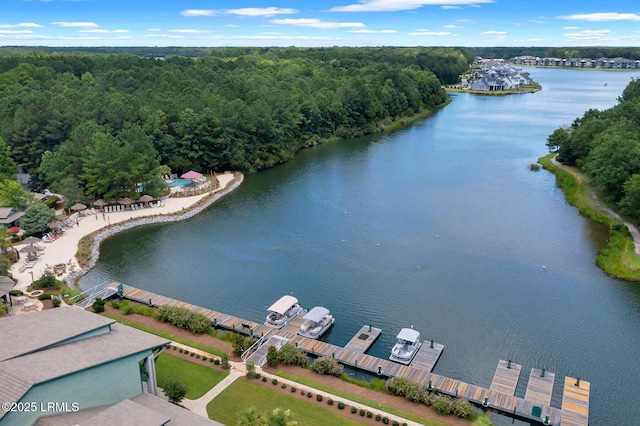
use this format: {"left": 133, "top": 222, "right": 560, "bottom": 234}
{"left": 529, "top": 19, "right": 547, "bottom": 24}
{"left": 559, "top": 12, "right": 640, "bottom": 22}
{"left": 349, "top": 29, "right": 396, "bottom": 33}
{"left": 564, "top": 29, "right": 611, "bottom": 40}
{"left": 482, "top": 30, "right": 506, "bottom": 35}
{"left": 225, "top": 24, "right": 239, "bottom": 28}
{"left": 226, "top": 8, "right": 297, "bottom": 17}
{"left": 330, "top": 0, "right": 493, "bottom": 13}
{"left": 456, "top": 19, "right": 474, "bottom": 23}
{"left": 0, "top": 30, "right": 34, "bottom": 34}
{"left": 0, "top": 23, "right": 42, "bottom": 28}
{"left": 562, "top": 26, "right": 580, "bottom": 30}
{"left": 270, "top": 18, "right": 366, "bottom": 29}
{"left": 51, "top": 21, "right": 98, "bottom": 27}
{"left": 180, "top": 10, "right": 218, "bottom": 17}
{"left": 443, "top": 24, "right": 461, "bottom": 28}
{"left": 169, "top": 29, "right": 210, "bottom": 33}
{"left": 441, "top": 5, "right": 459, "bottom": 9}
{"left": 79, "top": 29, "right": 129, "bottom": 33}
{"left": 409, "top": 30, "right": 456, "bottom": 36}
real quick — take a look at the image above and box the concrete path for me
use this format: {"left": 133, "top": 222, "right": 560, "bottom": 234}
{"left": 170, "top": 342, "right": 425, "bottom": 426}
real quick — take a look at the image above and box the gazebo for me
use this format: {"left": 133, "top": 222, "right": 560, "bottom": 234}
{"left": 92, "top": 199, "right": 106, "bottom": 212}
{"left": 70, "top": 203, "right": 87, "bottom": 212}
{"left": 139, "top": 195, "right": 153, "bottom": 207}
{"left": 180, "top": 170, "right": 203, "bottom": 180}
{"left": 118, "top": 197, "right": 134, "bottom": 210}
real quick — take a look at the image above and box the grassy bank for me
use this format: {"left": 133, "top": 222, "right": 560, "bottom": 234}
{"left": 156, "top": 353, "right": 228, "bottom": 399}
{"left": 539, "top": 154, "right": 640, "bottom": 280}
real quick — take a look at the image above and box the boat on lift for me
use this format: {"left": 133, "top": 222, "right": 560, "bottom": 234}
{"left": 389, "top": 327, "right": 421, "bottom": 365}
{"left": 265, "top": 295, "right": 302, "bottom": 329}
{"left": 298, "top": 306, "right": 335, "bottom": 339}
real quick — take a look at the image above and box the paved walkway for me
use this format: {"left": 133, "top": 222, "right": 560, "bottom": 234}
{"left": 170, "top": 342, "right": 425, "bottom": 426}
{"left": 10, "top": 173, "right": 238, "bottom": 293}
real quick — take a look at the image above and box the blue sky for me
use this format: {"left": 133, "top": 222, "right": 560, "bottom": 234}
{"left": 1, "top": 0, "right": 640, "bottom": 47}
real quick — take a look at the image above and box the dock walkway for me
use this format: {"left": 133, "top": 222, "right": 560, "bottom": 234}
{"left": 116, "top": 283, "right": 588, "bottom": 425}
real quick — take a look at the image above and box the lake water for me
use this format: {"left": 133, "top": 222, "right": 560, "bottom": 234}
{"left": 81, "top": 68, "right": 640, "bottom": 425}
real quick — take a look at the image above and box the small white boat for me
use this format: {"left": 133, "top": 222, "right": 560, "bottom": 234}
{"left": 389, "top": 327, "right": 421, "bottom": 365}
{"left": 298, "top": 306, "right": 335, "bottom": 339}
{"left": 265, "top": 295, "right": 302, "bottom": 329}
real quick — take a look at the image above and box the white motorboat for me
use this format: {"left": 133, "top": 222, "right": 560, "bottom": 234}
{"left": 265, "top": 295, "right": 302, "bottom": 329}
{"left": 298, "top": 306, "right": 335, "bottom": 339}
{"left": 389, "top": 327, "right": 421, "bottom": 365}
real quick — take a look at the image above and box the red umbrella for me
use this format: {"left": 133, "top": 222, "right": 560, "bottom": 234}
{"left": 7, "top": 227, "right": 21, "bottom": 234}
{"left": 180, "top": 170, "right": 203, "bottom": 179}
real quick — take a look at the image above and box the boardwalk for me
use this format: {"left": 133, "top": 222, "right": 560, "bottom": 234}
{"left": 116, "top": 283, "right": 588, "bottom": 425}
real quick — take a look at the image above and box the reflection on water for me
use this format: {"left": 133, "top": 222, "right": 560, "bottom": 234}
{"left": 82, "top": 68, "right": 640, "bottom": 425}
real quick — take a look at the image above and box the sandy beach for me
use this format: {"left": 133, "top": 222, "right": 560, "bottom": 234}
{"left": 11, "top": 172, "right": 239, "bottom": 292}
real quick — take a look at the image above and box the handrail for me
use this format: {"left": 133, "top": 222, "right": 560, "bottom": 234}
{"left": 241, "top": 328, "right": 274, "bottom": 362}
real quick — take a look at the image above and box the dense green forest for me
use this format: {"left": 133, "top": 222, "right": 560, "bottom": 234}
{"left": 547, "top": 77, "right": 640, "bottom": 218}
{"left": 0, "top": 47, "right": 470, "bottom": 202}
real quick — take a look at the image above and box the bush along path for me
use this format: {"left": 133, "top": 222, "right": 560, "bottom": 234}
{"left": 164, "top": 341, "right": 423, "bottom": 426}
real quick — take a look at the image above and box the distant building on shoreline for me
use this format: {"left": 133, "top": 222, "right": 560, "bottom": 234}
{"left": 459, "top": 59, "right": 533, "bottom": 92}
{"left": 511, "top": 56, "right": 640, "bottom": 69}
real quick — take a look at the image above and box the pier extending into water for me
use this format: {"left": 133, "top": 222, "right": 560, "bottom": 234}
{"left": 114, "top": 283, "right": 589, "bottom": 425}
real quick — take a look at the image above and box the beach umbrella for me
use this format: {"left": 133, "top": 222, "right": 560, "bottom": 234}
{"left": 139, "top": 194, "right": 153, "bottom": 206}
{"left": 118, "top": 197, "right": 134, "bottom": 210}
{"left": 22, "top": 236, "right": 41, "bottom": 246}
{"left": 48, "top": 220, "right": 64, "bottom": 229}
{"left": 19, "top": 245, "right": 37, "bottom": 254}
{"left": 180, "top": 170, "right": 203, "bottom": 179}
{"left": 70, "top": 203, "right": 87, "bottom": 211}
{"left": 7, "top": 226, "right": 21, "bottom": 234}
{"left": 56, "top": 214, "right": 68, "bottom": 221}
{"left": 92, "top": 199, "right": 106, "bottom": 211}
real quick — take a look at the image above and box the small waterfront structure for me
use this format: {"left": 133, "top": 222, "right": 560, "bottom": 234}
{"left": 265, "top": 295, "right": 302, "bottom": 328}
{"left": 389, "top": 327, "right": 422, "bottom": 365}
{"left": 298, "top": 306, "right": 335, "bottom": 339}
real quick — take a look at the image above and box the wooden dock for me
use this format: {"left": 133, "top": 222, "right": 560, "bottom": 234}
{"left": 344, "top": 325, "right": 382, "bottom": 353}
{"left": 490, "top": 359, "right": 522, "bottom": 395}
{"left": 560, "top": 376, "right": 590, "bottom": 426}
{"left": 115, "top": 283, "right": 588, "bottom": 425}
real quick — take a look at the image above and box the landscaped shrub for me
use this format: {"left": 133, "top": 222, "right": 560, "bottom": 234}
{"left": 386, "top": 376, "right": 411, "bottom": 397}
{"left": 338, "top": 402, "right": 345, "bottom": 410}
{"left": 155, "top": 305, "right": 211, "bottom": 334}
{"left": 38, "top": 292, "right": 55, "bottom": 300}
{"left": 202, "top": 356, "right": 207, "bottom": 361}
{"left": 350, "top": 406, "right": 357, "bottom": 414}
{"left": 210, "top": 358, "right": 215, "bottom": 363}
{"left": 376, "top": 414, "right": 382, "bottom": 421}
{"left": 367, "top": 411, "right": 372, "bottom": 418}
{"left": 382, "top": 417, "right": 389, "bottom": 424}
{"left": 359, "top": 409, "right": 366, "bottom": 416}
{"left": 92, "top": 297, "right": 105, "bottom": 313}
{"left": 172, "top": 345, "right": 177, "bottom": 350}
{"left": 300, "top": 390, "right": 305, "bottom": 396}
{"left": 245, "top": 361, "right": 256, "bottom": 378}
{"left": 392, "top": 421, "right": 399, "bottom": 426}
{"left": 311, "top": 356, "right": 344, "bottom": 376}
{"left": 327, "top": 399, "right": 333, "bottom": 405}
{"left": 266, "top": 345, "right": 278, "bottom": 367}
{"left": 452, "top": 398, "right": 475, "bottom": 419}
{"left": 307, "top": 392, "right": 313, "bottom": 398}
{"left": 271, "top": 378, "right": 278, "bottom": 385}
{"left": 316, "top": 394, "right": 323, "bottom": 402}
{"left": 431, "top": 396, "right": 453, "bottom": 415}
{"left": 276, "top": 343, "right": 308, "bottom": 367}
{"left": 220, "top": 354, "right": 229, "bottom": 369}
{"left": 120, "top": 301, "right": 134, "bottom": 315}
{"left": 230, "top": 333, "right": 258, "bottom": 356}
{"left": 51, "top": 295, "right": 61, "bottom": 307}
{"left": 405, "top": 383, "right": 428, "bottom": 403}
{"left": 178, "top": 348, "right": 184, "bottom": 353}
{"left": 9, "top": 290, "right": 23, "bottom": 296}
{"left": 281, "top": 384, "right": 287, "bottom": 389}
{"left": 369, "top": 378, "right": 386, "bottom": 392}
{"left": 195, "top": 354, "right": 200, "bottom": 359}
{"left": 290, "top": 387, "right": 296, "bottom": 393}
{"left": 261, "top": 377, "right": 267, "bottom": 382}
{"left": 32, "top": 274, "right": 62, "bottom": 290}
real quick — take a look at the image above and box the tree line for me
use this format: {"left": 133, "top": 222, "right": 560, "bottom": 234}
{"left": 0, "top": 47, "right": 469, "bottom": 202}
{"left": 468, "top": 47, "right": 640, "bottom": 61}
{"left": 547, "top": 77, "right": 640, "bottom": 218}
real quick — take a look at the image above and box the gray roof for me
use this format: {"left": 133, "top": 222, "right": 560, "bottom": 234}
{"left": 0, "top": 208, "right": 23, "bottom": 224}
{"left": 0, "top": 307, "right": 116, "bottom": 362}
{"left": 303, "top": 306, "right": 331, "bottom": 323}
{"left": 36, "top": 394, "right": 222, "bottom": 426}
{"left": 0, "top": 276, "right": 14, "bottom": 297}
{"left": 0, "top": 323, "right": 169, "bottom": 385}
{"left": 397, "top": 327, "right": 420, "bottom": 342}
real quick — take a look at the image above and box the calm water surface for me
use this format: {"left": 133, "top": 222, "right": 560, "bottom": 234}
{"left": 82, "top": 68, "right": 640, "bottom": 425}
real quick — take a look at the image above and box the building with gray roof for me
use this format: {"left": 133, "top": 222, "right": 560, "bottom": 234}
{"left": 0, "top": 307, "right": 221, "bottom": 425}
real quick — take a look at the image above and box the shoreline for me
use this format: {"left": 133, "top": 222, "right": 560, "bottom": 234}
{"left": 11, "top": 172, "right": 243, "bottom": 291}
{"left": 539, "top": 154, "right": 640, "bottom": 281}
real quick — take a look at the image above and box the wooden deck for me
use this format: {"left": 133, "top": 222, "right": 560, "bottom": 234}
{"left": 116, "top": 283, "right": 588, "bottom": 425}
{"left": 560, "top": 376, "right": 590, "bottom": 426}
{"left": 525, "top": 368, "right": 555, "bottom": 406}
{"left": 344, "top": 325, "right": 382, "bottom": 353}
{"left": 490, "top": 360, "right": 522, "bottom": 395}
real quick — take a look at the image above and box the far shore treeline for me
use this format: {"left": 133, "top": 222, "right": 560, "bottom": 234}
{"left": 0, "top": 47, "right": 470, "bottom": 201}
{"left": 547, "top": 77, "right": 640, "bottom": 219}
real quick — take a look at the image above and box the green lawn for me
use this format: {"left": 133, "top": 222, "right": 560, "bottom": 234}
{"left": 207, "top": 379, "right": 364, "bottom": 426}
{"left": 276, "top": 371, "right": 448, "bottom": 426}
{"left": 156, "top": 353, "right": 228, "bottom": 400}
{"left": 102, "top": 313, "right": 228, "bottom": 358}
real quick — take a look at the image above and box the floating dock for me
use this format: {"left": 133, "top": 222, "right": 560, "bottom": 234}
{"left": 344, "top": 325, "right": 381, "bottom": 353}
{"left": 115, "top": 283, "right": 588, "bottom": 425}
